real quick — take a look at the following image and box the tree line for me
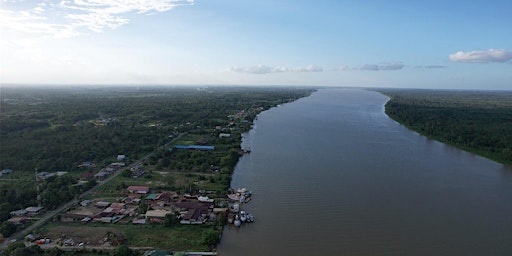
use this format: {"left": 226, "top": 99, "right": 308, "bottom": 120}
{"left": 378, "top": 89, "right": 512, "bottom": 166}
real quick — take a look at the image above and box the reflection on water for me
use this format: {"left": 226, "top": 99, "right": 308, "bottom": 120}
{"left": 218, "top": 89, "right": 512, "bottom": 256}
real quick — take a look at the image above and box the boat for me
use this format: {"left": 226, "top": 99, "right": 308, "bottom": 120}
{"left": 240, "top": 211, "right": 247, "bottom": 222}
{"left": 227, "top": 194, "right": 240, "bottom": 201}
{"left": 228, "top": 188, "right": 253, "bottom": 201}
{"left": 247, "top": 213, "right": 255, "bottom": 223}
{"left": 234, "top": 215, "right": 241, "bottom": 227}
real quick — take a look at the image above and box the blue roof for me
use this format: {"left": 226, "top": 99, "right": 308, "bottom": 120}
{"left": 174, "top": 145, "right": 215, "bottom": 150}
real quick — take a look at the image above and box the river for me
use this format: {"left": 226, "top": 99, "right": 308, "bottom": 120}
{"left": 217, "top": 88, "right": 512, "bottom": 256}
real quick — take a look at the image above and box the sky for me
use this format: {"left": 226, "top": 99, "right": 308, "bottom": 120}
{"left": 1, "top": 0, "right": 511, "bottom": 89}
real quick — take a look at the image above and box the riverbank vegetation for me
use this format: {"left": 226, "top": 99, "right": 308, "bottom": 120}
{"left": 377, "top": 89, "right": 512, "bottom": 166}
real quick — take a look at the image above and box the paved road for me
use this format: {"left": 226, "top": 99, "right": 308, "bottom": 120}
{"left": 0, "top": 133, "right": 183, "bottom": 250}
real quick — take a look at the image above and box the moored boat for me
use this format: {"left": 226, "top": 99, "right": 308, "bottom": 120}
{"left": 234, "top": 215, "right": 241, "bottom": 227}
{"left": 240, "top": 210, "right": 247, "bottom": 222}
{"left": 247, "top": 213, "right": 255, "bottom": 223}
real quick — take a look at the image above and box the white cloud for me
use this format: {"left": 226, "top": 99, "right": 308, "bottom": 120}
{"left": 227, "top": 65, "right": 323, "bottom": 74}
{"left": 0, "top": 0, "right": 194, "bottom": 38}
{"left": 338, "top": 62, "right": 404, "bottom": 71}
{"left": 449, "top": 49, "right": 512, "bottom": 63}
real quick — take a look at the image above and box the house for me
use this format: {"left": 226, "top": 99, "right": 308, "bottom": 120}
{"left": 174, "top": 202, "right": 213, "bottom": 225}
{"left": 110, "top": 203, "right": 126, "bottom": 209}
{"left": 10, "top": 209, "right": 27, "bottom": 217}
{"left": 144, "top": 193, "right": 159, "bottom": 202}
{"left": 155, "top": 192, "right": 176, "bottom": 204}
{"left": 95, "top": 201, "right": 111, "bottom": 208}
{"left": 145, "top": 209, "right": 172, "bottom": 223}
{"left": 144, "top": 192, "right": 176, "bottom": 206}
{"left": 219, "top": 133, "right": 231, "bottom": 138}
{"left": 109, "top": 162, "right": 126, "bottom": 168}
{"left": 132, "top": 218, "right": 147, "bottom": 225}
{"left": 37, "top": 172, "right": 56, "bottom": 180}
{"left": 78, "top": 161, "right": 95, "bottom": 168}
{"left": 25, "top": 206, "right": 44, "bottom": 216}
{"left": 117, "top": 155, "right": 126, "bottom": 161}
{"left": 94, "top": 170, "right": 110, "bottom": 180}
{"left": 123, "top": 194, "right": 141, "bottom": 204}
{"left": 100, "top": 217, "right": 113, "bottom": 223}
{"left": 8, "top": 217, "right": 27, "bottom": 225}
{"left": 180, "top": 208, "right": 204, "bottom": 224}
{"left": 127, "top": 186, "right": 150, "bottom": 194}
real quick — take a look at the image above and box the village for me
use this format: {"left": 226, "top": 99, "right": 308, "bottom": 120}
{"left": 1, "top": 87, "right": 314, "bottom": 255}
{"left": 3, "top": 114, "right": 256, "bottom": 255}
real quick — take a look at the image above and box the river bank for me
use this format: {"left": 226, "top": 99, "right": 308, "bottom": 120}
{"left": 376, "top": 88, "right": 512, "bottom": 167}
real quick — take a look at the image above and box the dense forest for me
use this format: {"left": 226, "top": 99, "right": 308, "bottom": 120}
{"left": 1, "top": 86, "right": 311, "bottom": 172}
{"left": 377, "top": 89, "right": 512, "bottom": 166}
{"left": 0, "top": 86, "right": 313, "bottom": 230}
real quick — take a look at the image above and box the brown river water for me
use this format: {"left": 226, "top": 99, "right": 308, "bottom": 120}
{"left": 217, "top": 88, "right": 512, "bottom": 256}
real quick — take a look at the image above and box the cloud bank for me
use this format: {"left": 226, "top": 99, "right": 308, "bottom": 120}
{"left": 0, "top": 0, "right": 194, "bottom": 38}
{"left": 228, "top": 65, "right": 323, "bottom": 74}
{"left": 338, "top": 62, "right": 404, "bottom": 71}
{"left": 449, "top": 49, "right": 512, "bottom": 63}
{"left": 228, "top": 62, "right": 407, "bottom": 74}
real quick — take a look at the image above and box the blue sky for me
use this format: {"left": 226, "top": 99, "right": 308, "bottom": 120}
{"left": 1, "top": 0, "right": 511, "bottom": 89}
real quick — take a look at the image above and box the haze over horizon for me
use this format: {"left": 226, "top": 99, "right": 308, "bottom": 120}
{"left": 1, "top": 0, "right": 511, "bottom": 90}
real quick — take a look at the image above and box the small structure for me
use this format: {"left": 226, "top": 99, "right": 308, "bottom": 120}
{"left": 219, "top": 133, "right": 231, "bottom": 138}
{"left": 127, "top": 186, "right": 150, "bottom": 194}
{"left": 117, "top": 155, "right": 126, "bottom": 161}
{"left": 1, "top": 169, "right": 13, "bottom": 176}
{"left": 131, "top": 165, "right": 145, "bottom": 178}
{"left": 25, "top": 206, "right": 44, "bottom": 216}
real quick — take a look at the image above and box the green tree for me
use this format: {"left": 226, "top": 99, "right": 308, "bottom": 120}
{"left": 201, "top": 229, "right": 221, "bottom": 247}
{"left": 164, "top": 213, "right": 179, "bottom": 227}
{"left": 110, "top": 245, "right": 139, "bottom": 256}
{"left": 1, "top": 221, "right": 17, "bottom": 238}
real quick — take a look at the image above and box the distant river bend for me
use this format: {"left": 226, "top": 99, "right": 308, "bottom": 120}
{"left": 218, "top": 88, "right": 512, "bottom": 256}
